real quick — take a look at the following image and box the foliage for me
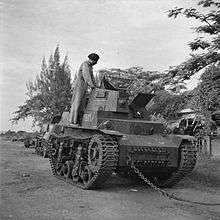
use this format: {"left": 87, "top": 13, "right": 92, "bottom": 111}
{"left": 12, "top": 46, "right": 72, "bottom": 127}
{"left": 98, "top": 66, "right": 165, "bottom": 100}
{"left": 146, "top": 90, "right": 192, "bottom": 120}
{"left": 98, "top": 66, "right": 192, "bottom": 119}
{"left": 166, "top": 0, "right": 220, "bottom": 82}
{"left": 189, "top": 63, "right": 220, "bottom": 129}
{"left": 150, "top": 113, "right": 168, "bottom": 126}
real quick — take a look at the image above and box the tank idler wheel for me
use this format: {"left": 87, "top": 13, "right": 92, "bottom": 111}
{"left": 63, "top": 161, "right": 74, "bottom": 178}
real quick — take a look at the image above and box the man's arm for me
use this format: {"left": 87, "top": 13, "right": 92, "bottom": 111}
{"left": 82, "top": 62, "right": 96, "bottom": 88}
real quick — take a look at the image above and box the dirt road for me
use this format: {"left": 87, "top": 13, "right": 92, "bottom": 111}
{"left": 1, "top": 140, "right": 220, "bottom": 220}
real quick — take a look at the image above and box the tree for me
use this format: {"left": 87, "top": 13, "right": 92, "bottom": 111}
{"left": 98, "top": 66, "right": 190, "bottom": 120}
{"left": 98, "top": 66, "right": 165, "bottom": 100}
{"left": 166, "top": 0, "right": 220, "bottom": 82}
{"left": 189, "top": 63, "right": 220, "bottom": 117}
{"left": 146, "top": 91, "right": 191, "bottom": 120}
{"left": 12, "top": 45, "right": 72, "bottom": 127}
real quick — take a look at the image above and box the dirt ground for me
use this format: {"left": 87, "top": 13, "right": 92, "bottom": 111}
{"left": 1, "top": 139, "right": 220, "bottom": 220}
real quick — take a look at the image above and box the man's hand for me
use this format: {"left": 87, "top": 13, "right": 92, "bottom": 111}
{"left": 87, "top": 86, "right": 95, "bottom": 93}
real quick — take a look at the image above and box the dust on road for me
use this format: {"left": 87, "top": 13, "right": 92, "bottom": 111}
{"left": 0, "top": 140, "right": 220, "bottom": 220}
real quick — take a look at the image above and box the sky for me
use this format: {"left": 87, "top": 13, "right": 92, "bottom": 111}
{"left": 0, "top": 0, "right": 201, "bottom": 132}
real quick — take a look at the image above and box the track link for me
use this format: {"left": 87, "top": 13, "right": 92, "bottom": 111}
{"left": 155, "top": 141, "right": 197, "bottom": 187}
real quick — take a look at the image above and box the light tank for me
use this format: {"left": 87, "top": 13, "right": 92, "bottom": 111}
{"left": 46, "top": 79, "right": 197, "bottom": 189}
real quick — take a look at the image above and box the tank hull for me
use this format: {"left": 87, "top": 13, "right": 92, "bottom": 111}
{"left": 47, "top": 124, "right": 197, "bottom": 189}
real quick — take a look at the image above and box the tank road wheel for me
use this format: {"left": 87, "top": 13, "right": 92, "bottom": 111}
{"left": 56, "top": 163, "right": 65, "bottom": 176}
{"left": 81, "top": 134, "right": 119, "bottom": 189}
{"left": 24, "top": 139, "right": 30, "bottom": 148}
{"left": 71, "top": 163, "right": 80, "bottom": 182}
{"left": 63, "top": 161, "right": 74, "bottom": 178}
{"left": 35, "top": 145, "right": 38, "bottom": 154}
{"left": 78, "top": 161, "right": 88, "bottom": 182}
{"left": 35, "top": 141, "right": 40, "bottom": 155}
{"left": 154, "top": 141, "right": 197, "bottom": 188}
{"left": 48, "top": 138, "right": 60, "bottom": 176}
{"left": 43, "top": 145, "right": 48, "bottom": 158}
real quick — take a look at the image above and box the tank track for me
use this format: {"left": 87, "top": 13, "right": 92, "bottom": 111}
{"left": 154, "top": 141, "right": 197, "bottom": 187}
{"left": 48, "top": 134, "right": 119, "bottom": 189}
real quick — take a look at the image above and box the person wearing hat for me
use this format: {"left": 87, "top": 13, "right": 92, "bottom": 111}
{"left": 69, "top": 53, "right": 100, "bottom": 125}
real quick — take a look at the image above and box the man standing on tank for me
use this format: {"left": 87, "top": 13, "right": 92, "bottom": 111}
{"left": 70, "top": 53, "right": 99, "bottom": 125}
